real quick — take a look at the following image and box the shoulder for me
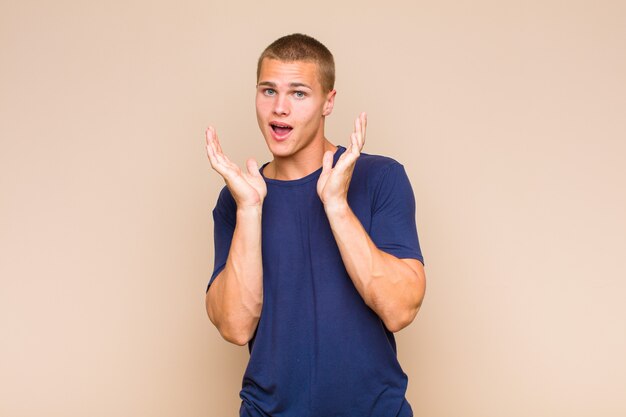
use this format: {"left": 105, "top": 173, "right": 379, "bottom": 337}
{"left": 355, "top": 151, "right": 402, "bottom": 172}
{"left": 353, "top": 151, "right": 407, "bottom": 187}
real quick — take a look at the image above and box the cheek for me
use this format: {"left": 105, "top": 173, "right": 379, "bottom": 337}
{"left": 296, "top": 102, "right": 321, "bottom": 122}
{"left": 255, "top": 101, "right": 269, "bottom": 127}
{"left": 255, "top": 95, "right": 271, "bottom": 113}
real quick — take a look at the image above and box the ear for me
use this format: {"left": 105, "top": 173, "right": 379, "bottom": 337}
{"left": 322, "top": 89, "right": 336, "bottom": 116}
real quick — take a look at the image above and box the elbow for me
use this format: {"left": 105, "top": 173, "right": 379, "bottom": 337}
{"left": 375, "top": 280, "right": 425, "bottom": 333}
{"left": 220, "top": 327, "right": 254, "bottom": 346}
{"left": 206, "top": 300, "right": 259, "bottom": 346}
{"left": 213, "top": 317, "right": 258, "bottom": 346}
{"left": 213, "top": 315, "right": 259, "bottom": 346}
{"left": 382, "top": 288, "right": 424, "bottom": 333}
{"left": 386, "top": 269, "right": 426, "bottom": 332}
{"left": 383, "top": 306, "right": 419, "bottom": 333}
{"left": 205, "top": 287, "right": 261, "bottom": 346}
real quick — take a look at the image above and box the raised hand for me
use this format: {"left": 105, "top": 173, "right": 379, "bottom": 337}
{"left": 317, "top": 112, "right": 367, "bottom": 208}
{"left": 205, "top": 126, "right": 267, "bottom": 208}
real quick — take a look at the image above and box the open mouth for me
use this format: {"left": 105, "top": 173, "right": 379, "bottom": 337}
{"left": 270, "top": 122, "right": 293, "bottom": 137}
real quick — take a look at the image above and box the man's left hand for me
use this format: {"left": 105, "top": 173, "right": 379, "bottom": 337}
{"left": 317, "top": 112, "right": 367, "bottom": 208}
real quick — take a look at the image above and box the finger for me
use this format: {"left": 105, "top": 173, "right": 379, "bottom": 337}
{"left": 357, "top": 113, "right": 366, "bottom": 146}
{"left": 350, "top": 132, "right": 361, "bottom": 156}
{"left": 206, "top": 129, "right": 235, "bottom": 178}
{"left": 246, "top": 158, "right": 261, "bottom": 177}
{"left": 208, "top": 128, "right": 234, "bottom": 167}
{"left": 210, "top": 126, "right": 224, "bottom": 154}
{"left": 356, "top": 129, "right": 364, "bottom": 152}
{"left": 206, "top": 126, "right": 217, "bottom": 145}
{"left": 336, "top": 136, "right": 358, "bottom": 169}
{"left": 338, "top": 144, "right": 351, "bottom": 162}
{"left": 353, "top": 115, "right": 364, "bottom": 151}
{"left": 206, "top": 127, "right": 221, "bottom": 159}
{"left": 215, "top": 152, "right": 233, "bottom": 167}
{"left": 320, "top": 150, "right": 334, "bottom": 176}
{"left": 361, "top": 112, "right": 367, "bottom": 143}
{"left": 346, "top": 118, "right": 359, "bottom": 154}
{"left": 205, "top": 128, "right": 219, "bottom": 165}
{"left": 206, "top": 126, "right": 216, "bottom": 151}
{"left": 207, "top": 145, "right": 227, "bottom": 174}
{"left": 355, "top": 122, "right": 363, "bottom": 152}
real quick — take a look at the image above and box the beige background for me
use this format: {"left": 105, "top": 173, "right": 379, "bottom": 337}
{"left": 1, "top": 0, "right": 625, "bottom": 416}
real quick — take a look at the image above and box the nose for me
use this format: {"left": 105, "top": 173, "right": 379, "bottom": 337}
{"left": 273, "top": 94, "right": 290, "bottom": 116}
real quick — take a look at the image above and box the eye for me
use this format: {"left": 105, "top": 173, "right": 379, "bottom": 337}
{"left": 294, "top": 91, "right": 306, "bottom": 99}
{"left": 263, "top": 88, "right": 276, "bottom": 96}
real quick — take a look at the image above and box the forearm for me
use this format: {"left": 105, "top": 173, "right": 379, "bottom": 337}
{"left": 207, "top": 206, "right": 263, "bottom": 345}
{"left": 325, "top": 202, "right": 425, "bottom": 332}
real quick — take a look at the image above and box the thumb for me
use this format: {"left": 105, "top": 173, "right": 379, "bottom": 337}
{"left": 320, "top": 150, "right": 334, "bottom": 176}
{"left": 246, "top": 158, "right": 261, "bottom": 177}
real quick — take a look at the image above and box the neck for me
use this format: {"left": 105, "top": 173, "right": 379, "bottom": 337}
{"left": 265, "top": 139, "right": 337, "bottom": 180}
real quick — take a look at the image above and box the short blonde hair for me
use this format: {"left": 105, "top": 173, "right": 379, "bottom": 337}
{"left": 257, "top": 33, "right": 335, "bottom": 92}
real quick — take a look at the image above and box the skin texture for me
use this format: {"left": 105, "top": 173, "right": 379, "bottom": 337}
{"left": 255, "top": 58, "right": 337, "bottom": 180}
{"left": 205, "top": 58, "right": 426, "bottom": 344}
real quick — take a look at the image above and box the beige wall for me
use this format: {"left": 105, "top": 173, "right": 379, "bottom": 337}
{"left": 1, "top": 1, "right": 625, "bottom": 416}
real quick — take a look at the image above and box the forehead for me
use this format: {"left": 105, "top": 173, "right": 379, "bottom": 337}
{"left": 258, "top": 58, "right": 322, "bottom": 88}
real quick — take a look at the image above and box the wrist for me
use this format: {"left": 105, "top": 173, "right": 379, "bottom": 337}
{"left": 237, "top": 204, "right": 263, "bottom": 217}
{"left": 323, "top": 199, "right": 350, "bottom": 217}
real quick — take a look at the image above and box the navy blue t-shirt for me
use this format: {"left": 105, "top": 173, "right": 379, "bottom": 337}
{"left": 209, "top": 146, "right": 424, "bottom": 417}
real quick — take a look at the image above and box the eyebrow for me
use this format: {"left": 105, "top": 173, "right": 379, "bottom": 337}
{"left": 257, "top": 81, "right": 312, "bottom": 89}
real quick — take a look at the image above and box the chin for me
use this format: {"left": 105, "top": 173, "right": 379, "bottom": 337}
{"left": 262, "top": 134, "right": 295, "bottom": 158}
{"left": 266, "top": 143, "right": 293, "bottom": 158}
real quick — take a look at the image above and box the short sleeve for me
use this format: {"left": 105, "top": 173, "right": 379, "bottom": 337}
{"left": 369, "top": 162, "right": 424, "bottom": 265}
{"left": 207, "top": 186, "right": 236, "bottom": 292}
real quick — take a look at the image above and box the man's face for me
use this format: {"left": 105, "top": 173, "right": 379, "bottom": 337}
{"left": 256, "top": 58, "right": 335, "bottom": 159}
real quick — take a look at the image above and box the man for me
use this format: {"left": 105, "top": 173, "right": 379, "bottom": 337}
{"left": 205, "top": 33, "right": 425, "bottom": 417}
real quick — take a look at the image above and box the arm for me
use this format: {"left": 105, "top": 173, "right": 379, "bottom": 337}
{"left": 324, "top": 203, "right": 426, "bottom": 332}
{"left": 205, "top": 126, "right": 265, "bottom": 345}
{"left": 317, "top": 114, "right": 426, "bottom": 332}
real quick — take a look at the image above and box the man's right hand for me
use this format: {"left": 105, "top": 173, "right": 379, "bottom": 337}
{"left": 205, "top": 126, "right": 267, "bottom": 208}
{"left": 205, "top": 126, "right": 265, "bottom": 345}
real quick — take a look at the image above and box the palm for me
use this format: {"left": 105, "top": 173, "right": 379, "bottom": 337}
{"left": 205, "top": 127, "right": 267, "bottom": 207}
{"left": 222, "top": 161, "right": 267, "bottom": 206}
{"left": 317, "top": 153, "right": 357, "bottom": 204}
{"left": 317, "top": 113, "right": 367, "bottom": 206}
